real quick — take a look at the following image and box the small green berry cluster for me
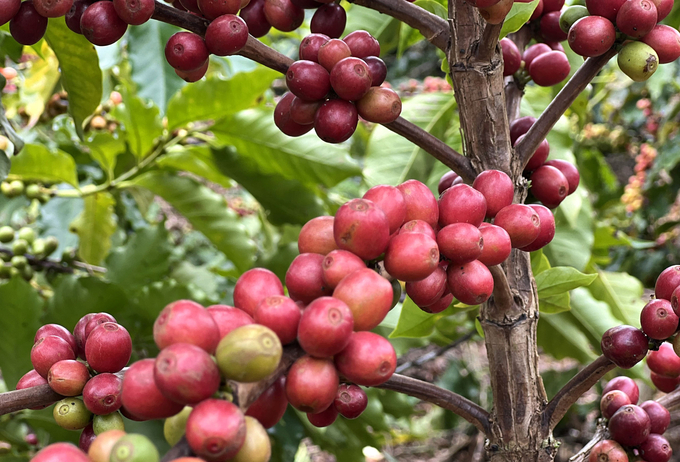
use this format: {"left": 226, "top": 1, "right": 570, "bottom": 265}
{"left": 0, "top": 226, "right": 59, "bottom": 281}
{"left": 0, "top": 180, "right": 51, "bottom": 204}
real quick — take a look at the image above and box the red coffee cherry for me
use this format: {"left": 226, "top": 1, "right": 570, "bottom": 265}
{"left": 310, "top": 3, "right": 346, "bottom": 39}
{"left": 447, "top": 260, "right": 494, "bottom": 306}
{"left": 80, "top": 1, "right": 128, "bottom": 46}
{"left": 321, "top": 249, "right": 366, "bottom": 290}
{"left": 616, "top": 0, "right": 657, "bottom": 39}
{"left": 83, "top": 312, "right": 117, "bottom": 343}
{"left": 356, "top": 87, "right": 402, "bottom": 124}
{"left": 298, "top": 297, "right": 353, "bottom": 357}
{"left": 31, "top": 443, "right": 90, "bottom": 462}
{"left": 275, "top": 92, "right": 314, "bottom": 137}
{"left": 362, "top": 185, "right": 407, "bottom": 234}
{"left": 121, "top": 359, "right": 184, "bottom": 420}
{"left": 640, "top": 299, "right": 679, "bottom": 340}
{"left": 640, "top": 400, "right": 671, "bottom": 435}
{"left": 263, "top": 0, "right": 304, "bottom": 32}
{"left": 523, "top": 43, "right": 551, "bottom": 70}
{"left": 185, "top": 399, "right": 247, "bottom": 461}
{"left": 35, "top": 324, "right": 78, "bottom": 357}
{"left": 530, "top": 165, "right": 569, "bottom": 209}
{"left": 600, "top": 390, "right": 631, "bottom": 419}
{"left": 333, "top": 198, "right": 390, "bottom": 260}
{"left": 333, "top": 268, "right": 393, "bottom": 331}
{"left": 585, "top": 0, "right": 626, "bottom": 22}
{"left": 85, "top": 322, "right": 131, "bottom": 373}
{"left": 472, "top": 169, "right": 514, "bottom": 218}
{"left": 330, "top": 57, "right": 372, "bottom": 101}
{"left": 31, "top": 335, "right": 76, "bottom": 379}
{"left": 647, "top": 342, "right": 680, "bottom": 377}
{"left": 493, "top": 204, "right": 541, "bottom": 248}
{"left": 478, "top": 224, "right": 512, "bottom": 266}
{"left": 334, "top": 383, "right": 368, "bottom": 419}
{"left": 519, "top": 204, "right": 555, "bottom": 252}
{"left": 206, "top": 304, "right": 254, "bottom": 339}
{"left": 608, "top": 404, "right": 651, "bottom": 447}
{"left": 539, "top": 11, "right": 567, "bottom": 42}
{"left": 307, "top": 404, "right": 338, "bottom": 427}
{"left": 438, "top": 171, "right": 462, "bottom": 195}
{"left": 655, "top": 265, "right": 680, "bottom": 301}
{"left": 197, "top": 0, "right": 240, "bottom": 18}
{"left": 641, "top": 25, "right": 680, "bottom": 64}
{"left": 587, "top": 440, "right": 627, "bottom": 462}
{"left": 82, "top": 373, "right": 122, "bottom": 415}
{"left": 600, "top": 325, "right": 649, "bottom": 369}
{"left": 437, "top": 223, "right": 483, "bottom": 265}
{"left": 10, "top": 1, "right": 48, "bottom": 46}
{"left": 112, "top": 0, "right": 154, "bottom": 24}
{"left": 516, "top": 135, "right": 550, "bottom": 172}
{"left": 651, "top": 370, "right": 680, "bottom": 393}
{"left": 65, "top": 0, "right": 90, "bottom": 34}
{"left": 384, "top": 232, "right": 439, "bottom": 282}
{"left": 290, "top": 97, "right": 322, "bottom": 126}
{"left": 439, "top": 184, "right": 487, "bottom": 227}
{"left": 501, "top": 38, "right": 521, "bottom": 76}
{"left": 33, "top": 0, "right": 74, "bottom": 18}
{"left": 364, "top": 56, "right": 387, "bottom": 86}
{"left": 544, "top": 159, "right": 580, "bottom": 194}
{"left": 343, "top": 30, "right": 380, "bottom": 58}
{"left": 254, "top": 295, "right": 302, "bottom": 345}
{"left": 406, "top": 265, "right": 447, "bottom": 308}
{"left": 603, "top": 376, "right": 639, "bottom": 404}
{"left": 318, "top": 38, "right": 352, "bottom": 72}
{"left": 239, "top": 0, "right": 271, "bottom": 38}
{"left": 47, "top": 360, "right": 90, "bottom": 397}
{"left": 399, "top": 220, "right": 437, "bottom": 240}
{"left": 528, "top": 51, "right": 570, "bottom": 87}
{"left": 286, "top": 60, "right": 331, "bottom": 101}
{"left": 165, "top": 32, "right": 209, "bottom": 72}
{"left": 334, "top": 331, "right": 396, "bottom": 386}
{"left": 246, "top": 376, "right": 287, "bottom": 428}
{"left": 233, "top": 267, "right": 285, "bottom": 317}
{"left": 638, "top": 433, "right": 672, "bottom": 462}
{"left": 153, "top": 299, "right": 221, "bottom": 353}
{"left": 314, "top": 99, "right": 358, "bottom": 143}
{"left": 285, "top": 253, "right": 332, "bottom": 304}
{"left": 509, "top": 116, "right": 536, "bottom": 145}
{"left": 154, "top": 343, "right": 221, "bottom": 405}
{"left": 286, "top": 355, "right": 339, "bottom": 413}
{"left": 568, "top": 16, "right": 616, "bottom": 57}
{"left": 0, "top": 0, "right": 21, "bottom": 26}
{"left": 299, "top": 33, "right": 331, "bottom": 63}
{"left": 398, "top": 179, "right": 440, "bottom": 229}
{"left": 205, "top": 14, "right": 249, "bottom": 56}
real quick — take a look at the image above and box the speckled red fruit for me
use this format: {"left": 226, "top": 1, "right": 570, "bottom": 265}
{"left": 298, "top": 216, "right": 337, "bottom": 255}
{"left": 65, "top": 0, "right": 89, "bottom": 33}
{"left": 365, "top": 56, "right": 387, "bottom": 86}
{"left": 334, "top": 383, "right": 367, "bottom": 419}
{"left": 186, "top": 399, "right": 246, "bottom": 462}
{"left": 540, "top": 11, "right": 567, "bottom": 42}
{"left": 363, "top": 185, "right": 406, "bottom": 234}
{"left": 516, "top": 135, "right": 550, "bottom": 172}
{"left": 83, "top": 313, "right": 117, "bottom": 343}
{"left": 601, "top": 325, "right": 649, "bottom": 369}
{"left": 197, "top": 0, "right": 239, "bottom": 18}
{"left": 0, "top": 0, "right": 20, "bottom": 26}
{"left": 310, "top": 3, "right": 345, "bottom": 38}
{"left": 656, "top": 265, "right": 680, "bottom": 301}
{"left": 600, "top": 390, "right": 631, "bottom": 419}
{"left": 568, "top": 16, "right": 616, "bottom": 57}
{"left": 307, "top": 404, "right": 338, "bottom": 427}
{"left": 286, "top": 355, "right": 339, "bottom": 413}
{"left": 333, "top": 268, "right": 393, "bottom": 331}
{"left": 544, "top": 159, "right": 579, "bottom": 194}
{"left": 472, "top": 170, "right": 514, "bottom": 218}
{"left": 640, "top": 299, "right": 678, "bottom": 340}
{"left": 205, "top": 14, "right": 249, "bottom": 56}
{"left": 528, "top": 51, "right": 570, "bottom": 87}
{"left": 299, "top": 33, "right": 330, "bottom": 62}
{"left": 154, "top": 343, "right": 220, "bottom": 405}
{"left": 439, "top": 184, "right": 487, "bottom": 227}
{"left": 641, "top": 400, "right": 671, "bottom": 434}
{"left": 501, "top": 37, "right": 521, "bottom": 76}
{"left": 406, "top": 266, "right": 447, "bottom": 308}
{"left": 437, "top": 223, "right": 483, "bottom": 265}
{"left": 478, "top": 224, "right": 512, "bottom": 266}
{"left": 263, "top": 0, "right": 303, "bottom": 31}
{"left": 246, "top": 376, "right": 288, "bottom": 428}
{"left": 343, "top": 30, "right": 380, "bottom": 58}
{"left": 509, "top": 116, "right": 536, "bottom": 145}
{"left": 438, "top": 171, "right": 462, "bottom": 195}
{"left": 603, "top": 376, "right": 640, "bottom": 404}
{"left": 314, "top": 99, "right": 358, "bottom": 143}
{"left": 31, "top": 335, "right": 76, "bottom": 378}
{"left": 523, "top": 43, "right": 551, "bottom": 69}
{"left": 384, "top": 232, "right": 439, "bottom": 282}
{"left": 47, "top": 360, "right": 90, "bottom": 396}
{"left": 356, "top": 87, "right": 402, "bottom": 124}
{"left": 530, "top": 165, "right": 569, "bottom": 209}
{"left": 254, "top": 295, "right": 301, "bottom": 345}
{"left": 31, "top": 442, "right": 91, "bottom": 462}
{"left": 321, "top": 250, "right": 366, "bottom": 289}
{"left": 335, "top": 331, "right": 396, "bottom": 386}
{"left": 647, "top": 343, "right": 680, "bottom": 377}
{"left": 318, "top": 38, "right": 352, "bottom": 71}
{"left": 239, "top": 0, "right": 271, "bottom": 38}
{"left": 585, "top": 0, "right": 626, "bottom": 21}
{"left": 165, "top": 32, "right": 208, "bottom": 72}
{"left": 121, "top": 359, "right": 184, "bottom": 420}
{"left": 34, "top": 0, "right": 73, "bottom": 18}
{"left": 85, "top": 323, "right": 131, "bottom": 373}
{"left": 290, "top": 97, "right": 321, "bottom": 125}
{"left": 447, "top": 260, "right": 494, "bottom": 306}
{"left": 286, "top": 253, "right": 332, "bottom": 304}
{"left": 651, "top": 371, "right": 680, "bottom": 392}
{"left": 235, "top": 268, "right": 285, "bottom": 317}
{"left": 112, "top": 0, "right": 154, "bottom": 24}
{"left": 639, "top": 434, "right": 672, "bottom": 462}
{"left": 286, "top": 60, "right": 331, "bottom": 101}
{"left": 206, "top": 305, "right": 253, "bottom": 340}
{"left": 35, "top": 324, "right": 77, "bottom": 357}
{"left": 333, "top": 198, "right": 390, "bottom": 260}
{"left": 609, "top": 404, "right": 651, "bottom": 447}
{"left": 399, "top": 220, "right": 436, "bottom": 240}
{"left": 587, "top": 440, "right": 628, "bottom": 462}
{"left": 494, "top": 204, "right": 541, "bottom": 248}
{"left": 616, "top": 0, "right": 657, "bottom": 38}
{"left": 275, "top": 92, "right": 314, "bottom": 137}
{"left": 10, "top": 1, "right": 48, "bottom": 45}
{"left": 80, "top": 1, "right": 128, "bottom": 46}
{"left": 82, "top": 373, "right": 122, "bottom": 415}
{"left": 397, "top": 180, "right": 440, "bottom": 229}
{"left": 330, "top": 57, "right": 372, "bottom": 101}
{"left": 519, "top": 205, "right": 556, "bottom": 252}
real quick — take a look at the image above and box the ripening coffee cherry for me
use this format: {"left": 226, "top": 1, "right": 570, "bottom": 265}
{"left": 165, "top": 32, "right": 209, "bottom": 72}
{"left": 641, "top": 25, "right": 680, "bottom": 64}
{"left": 539, "top": 11, "right": 567, "bottom": 42}
{"left": 647, "top": 342, "right": 680, "bottom": 377}
{"left": 559, "top": 5, "right": 588, "bottom": 33}
{"left": 154, "top": 343, "right": 221, "bottom": 405}
{"left": 447, "top": 260, "right": 494, "bottom": 306}
{"left": 333, "top": 198, "right": 390, "bottom": 260}
{"left": 263, "top": 0, "right": 304, "bottom": 31}
{"left": 286, "top": 60, "right": 331, "bottom": 101}
{"left": 640, "top": 299, "right": 679, "bottom": 340}
{"left": 651, "top": 370, "right": 680, "bottom": 393}
{"left": 437, "top": 223, "right": 484, "bottom": 265}
{"left": 286, "top": 355, "right": 339, "bottom": 413}
{"left": 310, "top": 3, "right": 346, "bottom": 39}
{"left": 343, "top": 30, "right": 380, "bottom": 58}
{"left": 290, "top": 97, "right": 322, "bottom": 125}
{"left": 655, "top": 265, "right": 680, "bottom": 301}
{"left": 335, "top": 332, "right": 396, "bottom": 386}
{"left": 186, "top": 400, "right": 246, "bottom": 461}
{"left": 205, "top": 14, "right": 249, "bottom": 56}
{"left": 330, "top": 57, "right": 372, "bottom": 101}
{"left": 472, "top": 170, "right": 514, "bottom": 218}
{"left": 640, "top": 400, "right": 671, "bottom": 435}
{"left": 523, "top": 43, "right": 551, "bottom": 70}
{"left": 80, "top": 1, "right": 127, "bottom": 46}
{"left": 356, "top": 87, "right": 402, "bottom": 124}
{"left": 216, "top": 324, "right": 282, "bottom": 382}
{"left": 246, "top": 376, "right": 287, "bottom": 429}
{"left": 314, "top": 99, "right": 358, "bottom": 143}
{"left": 399, "top": 220, "right": 437, "bottom": 240}
{"left": 254, "top": 295, "right": 301, "bottom": 345}
{"left": 109, "top": 434, "right": 159, "bottom": 462}
{"left": 31, "top": 335, "right": 76, "bottom": 378}
{"left": 54, "top": 398, "right": 92, "bottom": 431}
{"left": 207, "top": 305, "right": 254, "bottom": 339}
{"left": 321, "top": 250, "right": 366, "bottom": 289}
{"left": 500, "top": 38, "right": 521, "bottom": 77}
{"left": 600, "top": 325, "right": 649, "bottom": 369}
{"left": 364, "top": 56, "right": 387, "bottom": 86}
{"left": 275, "top": 92, "right": 314, "bottom": 137}
{"left": 112, "top": 0, "right": 154, "bottom": 24}
{"left": 0, "top": 0, "right": 21, "bottom": 26}
{"left": 609, "top": 404, "right": 651, "bottom": 447}
{"left": 299, "top": 33, "right": 331, "bottom": 63}
{"left": 603, "top": 376, "right": 639, "bottom": 404}
{"left": 82, "top": 373, "right": 122, "bottom": 415}
{"left": 286, "top": 253, "right": 332, "bottom": 303}
{"left": 384, "top": 232, "right": 439, "bottom": 282}
{"left": 587, "top": 440, "right": 628, "bottom": 462}
{"left": 639, "top": 434, "right": 672, "bottom": 462}
{"left": 121, "top": 359, "right": 184, "bottom": 420}
{"left": 47, "top": 360, "right": 90, "bottom": 396}
{"left": 153, "top": 299, "right": 220, "bottom": 353}
{"left": 406, "top": 265, "right": 447, "bottom": 308}
{"left": 618, "top": 41, "right": 659, "bottom": 82}
{"left": 32, "top": 443, "right": 91, "bottom": 462}
{"left": 600, "top": 390, "right": 631, "bottom": 419}
{"left": 230, "top": 417, "right": 271, "bottom": 462}
{"left": 234, "top": 268, "right": 284, "bottom": 317}
{"left": 298, "top": 297, "right": 353, "bottom": 357}
{"left": 197, "top": 0, "right": 240, "bottom": 18}
{"left": 333, "top": 268, "right": 393, "bottom": 331}
{"left": 478, "top": 224, "right": 512, "bottom": 266}
{"left": 34, "top": 0, "right": 73, "bottom": 18}
{"left": 363, "top": 185, "right": 406, "bottom": 234}
{"left": 544, "top": 159, "right": 579, "bottom": 195}
{"left": 239, "top": 0, "right": 271, "bottom": 38}
{"left": 298, "top": 216, "right": 336, "bottom": 255}
{"left": 398, "top": 179, "right": 440, "bottom": 229}
{"left": 616, "top": 0, "right": 657, "bottom": 38}
{"left": 509, "top": 116, "right": 536, "bottom": 145}
{"left": 92, "top": 412, "right": 124, "bottom": 435}
{"left": 530, "top": 165, "right": 569, "bottom": 209}
{"left": 318, "top": 38, "right": 352, "bottom": 72}
{"left": 519, "top": 204, "right": 556, "bottom": 252}
{"left": 568, "top": 16, "right": 616, "bottom": 58}
{"left": 175, "top": 59, "right": 209, "bottom": 82}
{"left": 439, "top": 184, "right": 487, "bottom": 227}
{"left": 438, "top": 171, "right": 462, "bottom": 195}
{"left": 35, "top": 324, "right": 78, "bottom": 354}
{"left": 528, "top": 51, "right": 570, "bottom": 87}
{"left": 334, "top": 383, "right": 368, "bottom": 419}
{"left": 494, "top": 204, "right": 541, "bottom": 248}
{"left": 10, "top": 1, "right": 48, "bottom": 45}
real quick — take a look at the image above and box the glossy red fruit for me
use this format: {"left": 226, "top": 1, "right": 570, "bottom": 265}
{"left": 154, "top": 343, "right": 221, "bottom": 405}
{"left": 31, "top": 442, "right": 90, "bottom": 462}
{"left": 165, "top": 32, "right": 208, "bottom": 72}
{"left": 478, "top": 224, "right": 512, "bottom": 266}
{"left": 197, "top": 0, "right": 240, "bottom": 18}
{"left": 530, "top": 0, "right": 543, "bottom": 19}
{"left": 397, "top": 180, "right": 440, "bottom": 229}
{"left": 364, "top": 56, "right": 387, "bottom": 86}
{"left": 10, "top": 1, "right": 48, "bottom": 45}
{"left": 384, "top": 232, "right": 439, "bottom": 282}
{"left": 314, "top": 99, "right": 358, "bottom": 143}
{"left": 34, "top": 0, "right": 73, "bottom": 18}
{"left": 290, "top": 97, "right": 322, "bottom": 125}
{"left": 493, "top": 204, "right": 541, "bottom": 248}
{"left": 286, "top": 356, "right": 339, "bottom": 413}
{"left": 80, "top": 1, "right": 128, "bottom": 46}
{"left": 78, "top": 424, "right": 96, "bottom": 453}
{"left": 318, "top": 38, "right": 352, "bottom": 72}
{"left": 65, "top": 0, "right": 90, "bottom": 33}
{"left": 600, "top": 390, "right": 631, "bottom": 419}
{"left": 509, "top": 116, "right": 536, "bottom": 145}
{"left": 437, "top": 223, "right": 484, "bottom": 265}
{"left": 639, "top": 434, "right": 672, "bottom": 462}
{"left": 307, "top": 404, "right": 338, "bottom": 427}
{"left": 333, "top": 268, "right": 394, "bottom": 331}
{"left": 530, "top": 165, "right": 569, "bottom": 209}
{"left": 647, "top": 342, "right": 680, "bottom": 377}
{"left": 585, "top": 0, "right": 626, "bottom": 21}
{"left": 438, "top": 171, "right": 461, "bottom": 195}
{"left": 423, "top": 293, "right": 454, "bottom": 313}
{"left": 299, "top": 33, "right": 331, "bottom": 63}
{"left": 82, "top": 373, "right": 122, "bottom": 415}
{"left": 121, "top": 359, "right": 184, "bottom": 420}
{"left": 334, "top": 383, "right": 367, "bottom": 419}
{"left": 399, "top": 220, "right": 436, "bottom": 240}
{"left": 254, "top": 295, "right": 301, "bottom": 345}
{"left": 297, "top": 297, "right": 353, "bottom": 357}
{"left": 655, "top": 265, "right": 680, "bottom": 301}
{"left": 246, "top": 376, "right": 288, "bottom": 428}
{"left": 298, "top": 216, "right": 337, "bottom": 255}
{"left": 608, "top": 404, "right": 651, "bottom": 447}
{"left": 186, "top": 399, "right": 246, "bottom": 461}
{"left": 587, "top": 440, "right": 628, "bottom": 462}
{"left": 356, "top": 87, "right": 402, "bottom": 124}
{"left": 600, "top": 325, "right": 649, "bottom": 369}
{"left": 517, "top": 136, "right": 550, "bottom": 172}
{"left": 47, "top": 360, "right": 90, "bottom": 397}
{"left": 0, "top": 0, "right": 20, "bottom": 26}
{"left": 333, "top": 198, "right": 390, "bottom": 260}
{"left": 286, "top": 60, "right": 331, "bottom": 102}
{"left": 321, "top": 250, "right": 366, "bottom": 289}
{"left": 363, "top": 185, "right": 406, "bottom": 234}
{"left": 671, "top": 285, "right": 680, "bottom": 317}
{"left": 523, "top": 43, "right": 552, "bottom": 69}
{"left": 447, "top": 260, "right": 494, "bottom": 306}
{"left": 651, "top": 371, "right": 680, "bottom": 393}
{"left": 439, "top": 184, "right": 487, "bottom": 227}
{"left": 640, "top": 299, "right": 678, "bottom": 340}
{"left": 568, "top": 16, "right": 617, "bottom": 57}
{"left": 540, "top": 11, "right": 568, "bottom": 42}
{"left": 310, "top": 3, "right": 346, "bottom": 38}
{"left": 519, "top": 204, "right": 555, "bottom": 252}
{"left": 542, "top": 0, "right": 564, "bottom": 12}
{"left": 406, "top": 266, "right": 447, "bottom": 308}
{"left": 616, "top": 0, "right": 657, "bottom": 38}
{"left": 472, "top": 170, "right": 514, "bottom": 218}
{"left": 112, "top": 0, "right": 154, "bottom": 24}
{"left": 234, "top": 268, "right": 284, "bottom": 317}
{"left": 343, "top": 30, "right": 380, "bottom": 58}
{"left": 239, "top": 0, "right": 271, "bottom": 37}
{"left": 35, "top": 324, "right": 77, "bottom": 357}
{"left": 501, "top": 37, "right": 521, "bottom": 76}
{"left": 641, "top": 25, "right": 680, "bottom": 64}
{"left": 83, "top": 313, "right": 117, "bottom": 345}
{"left": 205, "top": 14, "right": 249, "bottom": 56}
{"left": 206, "top": 305, "right": 254, "bottom": 340}
{"left": 528, "top": 51, "right": 570, "bottom": 87}
{"left": 603, "top": 376, "right": 639, "bottom": 404}
{"left": 286, "top": 253, "right": 332, "bottom": 304}
{"left": 330, "top": 57, "right": 372, "bottom": 101}
{"left": 31, "top": 335, "right": 76, "bottom": 379}
{"left": 640, "top": 400, "right": 671, "bottom": 434}
{"left": 275, "top": 92, "right": 314, "bottom": 137}
{"left": 544, "top": 159, "right": 579, "bottom": 194}
{"left": 73, "top": 314, "right": 97, "bottom": 360}
{"left": 154, "top": 300, "right": 220, "bottom": 354}
{"left": 263, "top": 0, "right": 304, "bottom": 31}
{"left": 334, "top": 331, "right": 396, "bottom": 386}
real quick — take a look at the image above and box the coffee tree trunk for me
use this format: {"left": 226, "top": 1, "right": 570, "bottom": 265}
{"left": 447, "top": 2, "right": 553, "bottom": 460}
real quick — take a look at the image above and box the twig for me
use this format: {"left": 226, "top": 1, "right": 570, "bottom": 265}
{"left": 0, "top": 385, "right": 62, "bottom": 416}
{"left": 488, "top": 265, "right": 513, "bottom": 310}
{"left": 542, "top": 355, "right": 615, "bottom": 432}
{"left": 475, "top": 23, "right": 502, "bottom": 62}
{"left": 656, "top": 385, "right": 680, "bottom": 411}
{"left": 395, "top": 331, "right": 475, "bottom": 374}
{"left": 0, "top": 248, "right": 74, "bottom": 274}
{"left": 568, "top": 421, "right": 608, "bottom": 462}
{"left": 514, "top": 49, "right": 617, "bottom": 173}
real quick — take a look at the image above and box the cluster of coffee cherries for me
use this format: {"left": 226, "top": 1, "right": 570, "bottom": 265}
{"left": 591, "top": 376, "right": 672, "bottom": 462}
{"left": 559, "top": 0, "right": 680, "bottom": 82}
{"left": 0, "top": 226, "right": 60, "bottom": 281}
{"left": 1, "top": 180, "right": 51, "bottom": 204}
{"left": 238, "top": 0, "right": 346, "bottom": 39}
{"left": 501, "top": 37, "right": 571, "bottom": 87}
{"left": 510, "top": 116, "right": 581, "bottom": 209}
{"left": 275, "top": 30, "right": 401, "bottom": 144}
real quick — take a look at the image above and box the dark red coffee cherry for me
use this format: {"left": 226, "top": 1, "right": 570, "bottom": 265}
{"left": 0, "top": 0, "right": 20, "bottom": 26}
{"left": 640, "top": 400, "right": 671, "bottom": 435}
{"left": 539, "top": 11, "right": 567, "bottom": 42}
{"left": 10, "top": 1, "right": 48, "bottom": 46}
{"left": 165, "top": 32, "right": 209, "bottom": 72}
{"left": 642, "top": 25, "right": 680, "bottom": 64}
{"left": 544, "top": 159, "right": 579, "bottom": 194}
{"left": 314, "top": 99, "right": 358, "bottom": 143}
{"left": 330, "top": 57, "right": 372, "bottom": 101}
{"left": 290, "top": 97, "right": 322, "bottom": 125}
{"left": 112, "top": 0, "right": 154, "bottom": 24}
{"left": 334, "top": 383, "right": 367, "bottom": 419}
{"left": 585, "top": 0, "right": 626, "bottom": 22}
{"left": 310, "top": 3, "right": 346, "bottom": 39}
{"left": 616, "top": 0, "right": 657, "bottom": 39}
{"left": 205, "top": 14, "right": 249, "bottom": 56}
{"left": 318, "top": 38, "right": 352, "bottom": 72}
{"left": 608, "top": 404, "right": 651, "bottom": 447}
{"left": 286, "top": 60, "right": 331, "bottom": 101}
{"left": 528, "top": 51, "right": 570, "bottom": 87}
{"left": 600, "top": 390, "right": 631, "bottom": 419}
{"left": 523, "top": 43, "right": 551, "bottom": 69}
{"left": 80, "top": 1, "right": 128, "bottom": 46}
{"left": 239, "top": 0, "right": 271, "bottom": 38}
{"left": 651, "top": 370, "right": 680, "bottom": 393}
{"left": 175, "top": 60, "right": 209, "bottom": 83}
{"left": 516, "top": 135, "right": 550, "bottom": 172}
{"left": 638, "top": 433, "right": 672, "bottom": 462}
{"left": 603, "top": 376, "right": 639, "bottom": 404}
{"left": 600, "top": 325, "right": 649, "bottom": 369}
{"left": 307, "top": 405, "right": 338, "bottom": 427}
{"left": 500, "top": 37, "right": 521, "bottom": 76}
{"left": 299, "top": 33, "right": 330, "bottom": 63}
{"left": 34, "top": 0, "right": 73, "bottom": 18}
{"left": 509, "top": 116, "right": 536, "bottom": 145}
{"left": 343, "top": 30, "right": 380, "bottom": 58}
{"left": 197, "top": 0, "right": 240, "bottom": 19}
{"left": 65, "top": 0, "right": 91, "bottom": 34}
{"left": 438, "top": 171, "right": 462, "bottom": 194}
{"left": 263, "top": 0, "right": 304, "bottom": 32}
{"left": 530, "top": 165, "right": 569, "bottom": 209}
{"left": 568, "top": 16, "right": 616, "bottom": 58}
{"left": 274, "top": 92, "right": 314, "bottom": 137}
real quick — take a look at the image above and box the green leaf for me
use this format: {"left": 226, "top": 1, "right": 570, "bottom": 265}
{"left": 126, "top": 21, "right": 185, "bottom": 114}
{"left": 500, "top": 0, "right": 539, "bottom": 38}
{"left": 44, "top": 19, "right": 102, "bottom": 139}
{"left": 166, "top": 68, "right": 279, "bottom": 130}
{"left": 390, "top": 297, "right": 439, "bottom": 338}
{"left": 538, "top": 311, "right": 598, "bottom": 363}
{"left": 127, "top": 171, "right": 256, "bottom": 273}
{"left": 539, "top": 292, "right": 571, "bottom": 314}
{"left": 364, "top": 93, "right": 456, "bottom": 187}
{"left": 586, "top": 267, "right": 644, "bottom": 328}
{"left": 84, "top": 132, "right": 126, "bottom": 180}
{"left": 157, "top": 145, "right": 234, "bottom": 189}
{"left": 568, "top": 287, "right": 629, "bottom": 349}
{"left": 111, "top": 85, "right": 164, "bottom": 160}
{"left": 0, "top": 150, "right": 9, "bottom": 181}
{"left": 211, "top": 109, "right": 362, "bottom": 188}
{"left": 9, "top": 144, "right": 78, "bottom": 186}
{"left": 0, "top": 278, "right": 43, "bottom": 388}
{"left": 69, "top": 192, "right": 117, "bottom": 265}
{"left": 543, "top": 194, "right": 594, "bottom": 271}
{"left": 535, "top": 267, "right": 597, "bottom": 297}
{"left": 530, "top": 249, "right": 551, "bottom": 276}
{"left": 414, "top": 0, "right": 447, "bottom": 19}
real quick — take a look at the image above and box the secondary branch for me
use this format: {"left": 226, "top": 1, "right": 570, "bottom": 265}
{"left": 0, "top": 385, "right": 61, "bottom": 416}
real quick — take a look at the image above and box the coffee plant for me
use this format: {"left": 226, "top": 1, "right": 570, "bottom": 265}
{"left": 2, "top": 0, "right": 680, "bottom": 460}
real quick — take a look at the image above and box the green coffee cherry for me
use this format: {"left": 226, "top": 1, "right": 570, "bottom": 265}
{"left": 0, "top": 182, "right": 12, "bottom": 197}
{"left": 17, "top": 227, "right": 35, "bottom": 244}
{"left": 93, "top": 412, "right": 125, "bottom": 435}
{"left": 32, "top": 239, "right": 46, "bottom": 257}
{"left": 12, "top": 239, "right": 28, "bottom": 256}
{"left": 0, "top": 226, "right": 14, "bottom": 243}
{"left": 44, "top": 236, "right": 59, "bottom": 256}
{"left": 10, "top": 255, "right": 27, "bottom": 269}
{"left": 21, "top": 265, "right": 34, "bottom": 281}
{"left": 110, "top": 434, "right": 159, "bottom": 462}
{"left": 9, "top": 180, "right": 24, "bottom": 197}
{"left": 0, "top": 252, "right": 9, "bottom": 262}
{"left": 25, "top": 184, "right": 41, "bottom": 200}
{"left": 62, "top": 247, "right": 75, "bottom": 263}
{"left": 618, "top": 42, "right": 659, "bottom": 82}
{"left": 53, "top": 398, "right": 92, "bottom": 431}
{"left": 0, "top": 264, "right": 11, "bottom": 279}
{"left": 8, "top": 267, "right": 19, "bottom": 278}
{"left": 559, "top": 5, "right": 589, "bottom": 33}
{"left": 215, "top": 324, "right": 282, "bottom": 382}
{"left": 163, "top": 406, "right": 192, "bottom": 446}
{"left": 38, "top": 193, "right": 51, "bottom": 204}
